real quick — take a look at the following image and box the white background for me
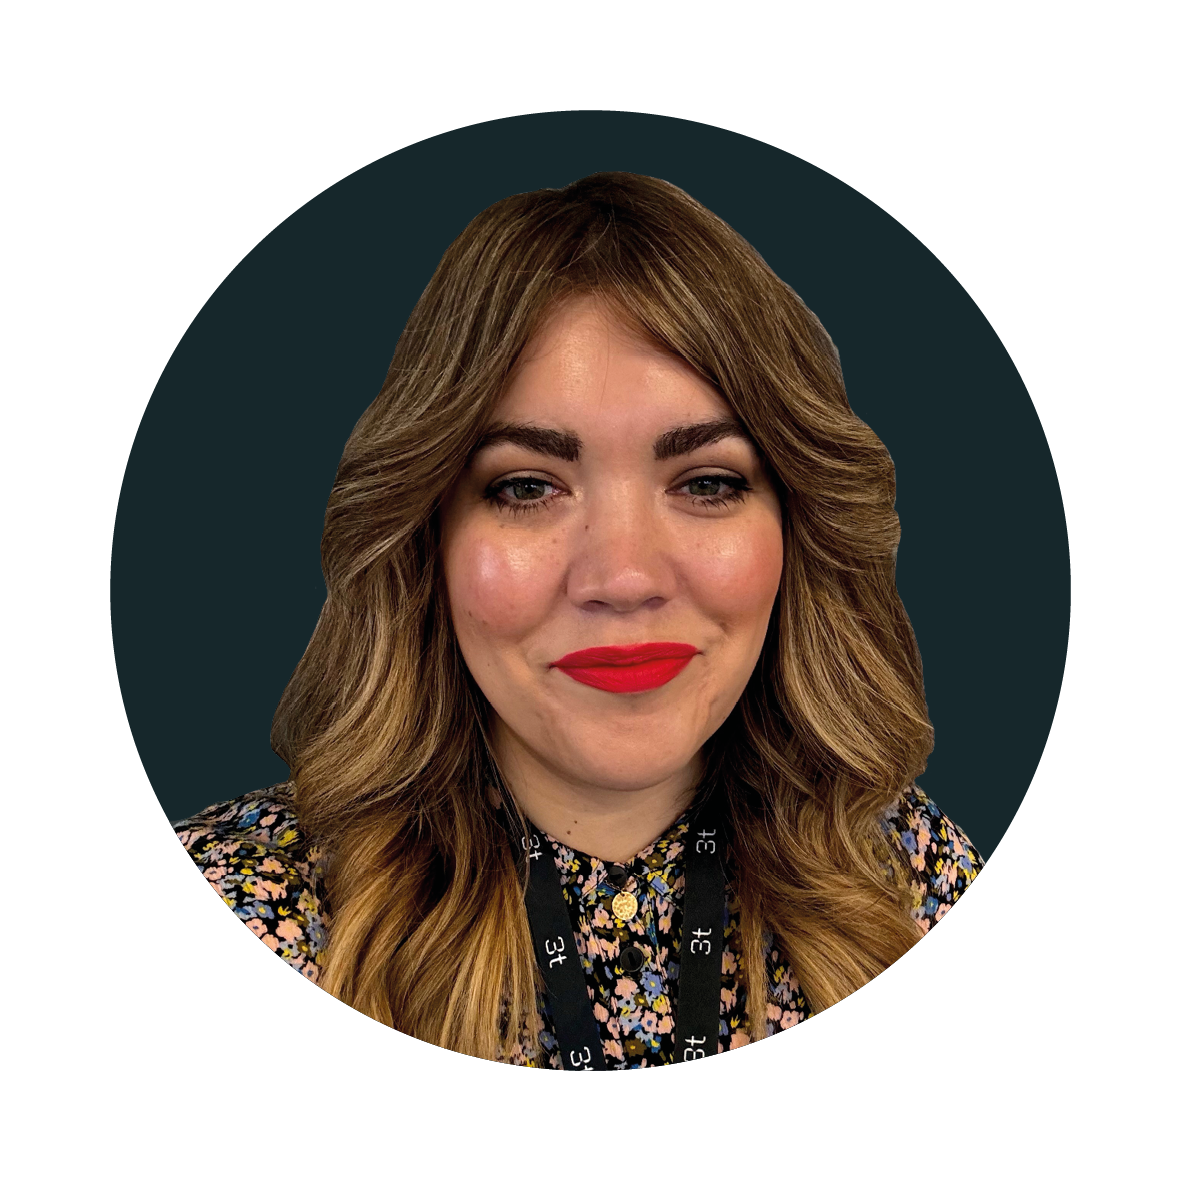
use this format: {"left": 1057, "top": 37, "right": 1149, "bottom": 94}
{"left": 4, "top": 2, "right": 1177, "bottom": 1176}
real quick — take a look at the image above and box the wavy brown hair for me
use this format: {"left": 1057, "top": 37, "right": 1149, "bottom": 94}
{"left": 272, "top": 172, "right": 933, "bottom": 1060}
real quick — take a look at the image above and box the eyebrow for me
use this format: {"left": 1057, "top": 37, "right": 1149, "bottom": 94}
{"left": 652, "top": 419, "right": 751, "bottom": 461}
{"left": 473, "top": 417, "right": 751, "bottom": 464}
{"left": 473, "top": 424, "right": 582, "bottom": 462}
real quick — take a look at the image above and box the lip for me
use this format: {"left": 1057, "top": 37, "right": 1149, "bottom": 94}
{"left": 550, "top": 643, "right": 700, "bottom": 694}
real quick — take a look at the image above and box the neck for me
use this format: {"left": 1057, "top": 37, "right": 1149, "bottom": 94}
{"left": 493, "top": 727, "right": 700, "bottom": 863}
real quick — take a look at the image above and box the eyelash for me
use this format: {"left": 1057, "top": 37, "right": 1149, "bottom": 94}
{"left": 482, "top": 474, "right": 752, "bottom": 515}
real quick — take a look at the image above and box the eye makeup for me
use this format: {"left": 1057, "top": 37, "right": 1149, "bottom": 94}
{"left": 480, "top": 470, "right": 753, "bottom": 515}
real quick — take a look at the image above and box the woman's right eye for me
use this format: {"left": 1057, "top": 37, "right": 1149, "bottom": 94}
{"left": 483, "top": 477, "right": 559, "bottom": 514}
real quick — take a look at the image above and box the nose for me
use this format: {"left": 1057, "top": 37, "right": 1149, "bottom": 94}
{"left": 565, "top": 488, "right": 677, "bottom": 613}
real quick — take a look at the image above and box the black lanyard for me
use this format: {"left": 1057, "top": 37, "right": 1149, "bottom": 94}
{"left": 522, "top": 803, "right": 727, "bottom": 1070}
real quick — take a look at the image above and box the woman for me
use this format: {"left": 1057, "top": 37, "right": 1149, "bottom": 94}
{"left": 176, "top": 172, "right": 982, "bottom": 1068}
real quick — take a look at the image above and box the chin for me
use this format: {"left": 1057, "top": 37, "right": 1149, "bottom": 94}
{"left": 557, "top": 733, "right": 703, "bottom": 794}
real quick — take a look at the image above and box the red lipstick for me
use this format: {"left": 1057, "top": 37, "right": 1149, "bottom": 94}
{"left": 550, "top": 642, "right": 700, "bottom": 694}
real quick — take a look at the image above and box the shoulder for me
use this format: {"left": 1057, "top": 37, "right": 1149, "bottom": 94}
{"left": 880, "top": 787, "right": 984, "bottom": 932}
{"left": 174, "top": 785, "right": 328, "bottom": 981}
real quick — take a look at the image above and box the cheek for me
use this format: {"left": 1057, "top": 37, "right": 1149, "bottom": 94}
{"left": 444, "top": 529, "right": 561, "bottom": 647}
{"left": 688, "top": 522, "right": 784, "bottom": 625}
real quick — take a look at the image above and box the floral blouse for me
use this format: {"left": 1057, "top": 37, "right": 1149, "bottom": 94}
{"left": 175, "top": 785, "right": 982, "bottom": 1067}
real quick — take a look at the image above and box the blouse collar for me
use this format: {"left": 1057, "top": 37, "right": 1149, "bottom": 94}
{"left": 541, "top": 812, "right": 692, "bottom": 905}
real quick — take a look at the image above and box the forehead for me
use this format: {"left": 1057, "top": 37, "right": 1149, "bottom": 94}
{"left": 499, "top": 297, "right": 734, "bottom": 429}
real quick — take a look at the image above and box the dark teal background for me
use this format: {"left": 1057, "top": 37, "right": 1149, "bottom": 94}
{"left": 111, "top": 111, "right": 1069, "bottom": 859}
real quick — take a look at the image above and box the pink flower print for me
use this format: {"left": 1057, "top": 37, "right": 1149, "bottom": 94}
{"left": 245, "top": 917, "right": 267, "bottom": 937}
{"left": 593, "top": 1002, "right": 609, "bottom": 1022}
{"left": 604, "top": 1039, "right": 624, "bottom": 1061}
{"left": 615, "top": 976, "right": 638, "bottom": 1001}
{"left": 261, "top": 933, "right": 280, "bottom": 951}
{"left": 765, "top": 1002, "right": 783, "bottom": 1024}
{"left": 781, "top": 1009, "right": 801, "bottom": 1029}
{"left": 730, "top": 1030, "right": 750, "bottom": 1049}
{"left": 259, "top": 857, "right": 283, "bottom": 873}
{"left": 640, "top": 1011, "right": 659, "bottom": 1034}
{"left": 934, "top": 902, "right": 951, "bottom": 923}
{"left": 722, "top": 949, "right": 737, "bottom": 975}
{"left": 657, "top": 1015, "right": 672, "bottom": 1034}
{"left": 275, "top": 918, "right": 302, "bottom": 943}
{"left": 720, "top": 988, "right": 736, "bottom": 1010}
{"left": 592, "top": 906, "right": 612, "bottom": 929}
{"left": 203, "top": 865, "right": 228, "bottom": 883}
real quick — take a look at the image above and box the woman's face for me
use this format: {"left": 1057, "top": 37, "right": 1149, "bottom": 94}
{"left": 440, "top": 297, "right": 784, "bottom": 800}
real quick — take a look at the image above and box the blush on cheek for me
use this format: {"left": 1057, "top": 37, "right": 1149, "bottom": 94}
{"left": 448, "top": 534, "right": 559, "bottom": 641}
{"left": 691, "top": 528, "right": 784, "bottom": 617}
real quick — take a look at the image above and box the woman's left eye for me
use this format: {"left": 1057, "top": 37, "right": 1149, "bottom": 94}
{"left": 675, "top": 474, "right": 751, "bottom": 505}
